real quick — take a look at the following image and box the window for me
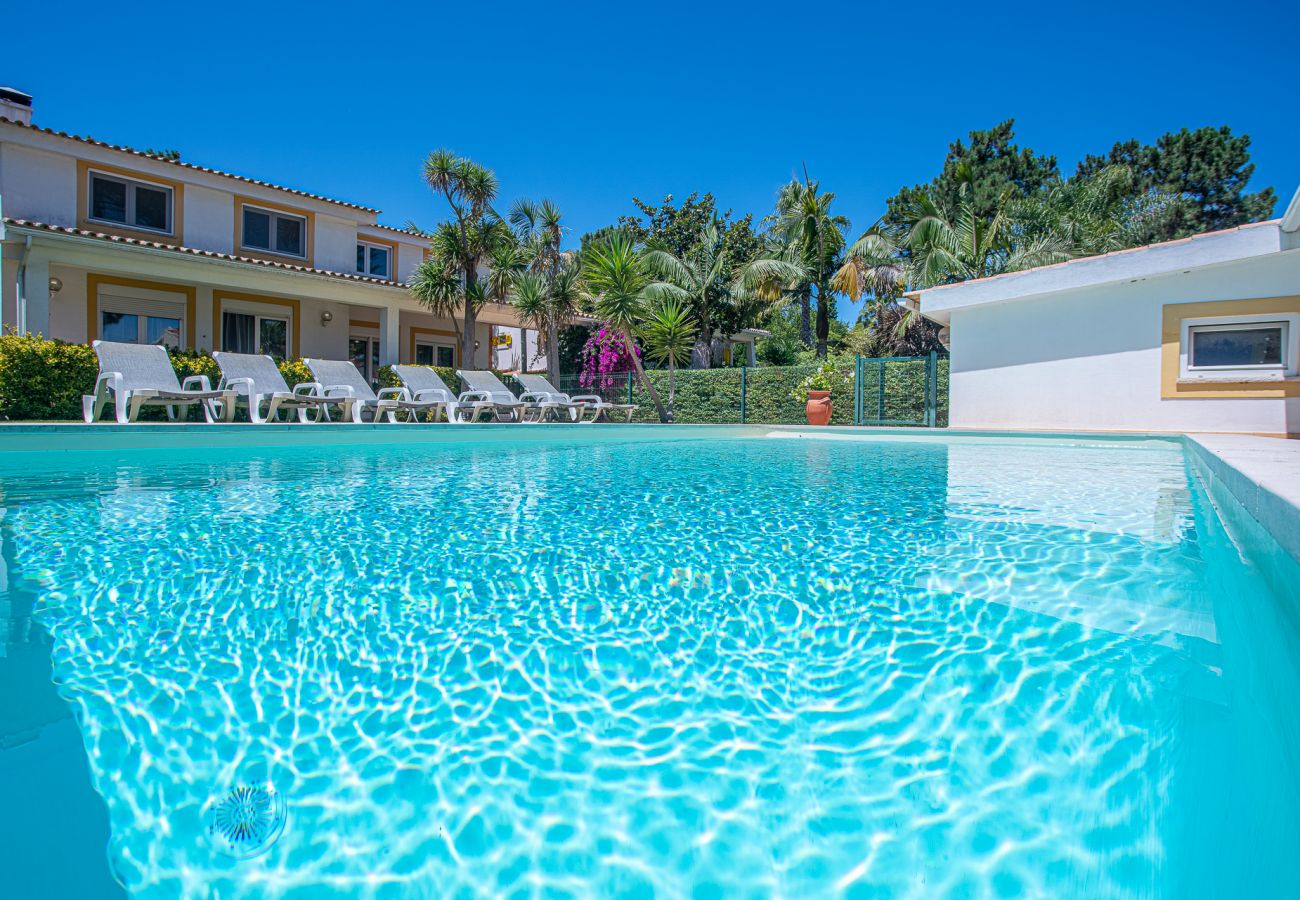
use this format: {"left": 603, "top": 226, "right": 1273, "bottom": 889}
{"left": 242, "top": 206, "right": 306, "bottom": 257}
{"left": 223, "top": 312, "right": 290, "bottom": 358}
{"left": 1188, "top": 323, "right": 1285, "bottom": 370}
{"left": 88, "top": 171, "right": 173, "bottom": 234}
{"left": 349, "top": 337, "right": 380, "bottom": 386}
{"left": 357, "top": 242, "right": 391, "bottom": 279}
{"left": 415, "top": 341, "right": 455, "bottom": 367}
{"left": 101, "top": 311, "right": 182, "bottom": 347}
{"left": 1179, "top": 313, "right": 1299, "bottom": 382}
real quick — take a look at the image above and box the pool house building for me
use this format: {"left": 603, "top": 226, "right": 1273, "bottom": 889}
{"left": 0, "top": 89, "right": 537, "bottom": 379}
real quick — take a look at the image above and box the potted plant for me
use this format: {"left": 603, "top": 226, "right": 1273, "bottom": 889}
{"left": 793, "top": 362, "right": 839, "bottom": 426}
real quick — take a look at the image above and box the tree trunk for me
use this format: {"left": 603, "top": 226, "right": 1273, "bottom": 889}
{"left": 667, "top": 360, "right": 676, "bottom": 421}
{"left": 546, "top": 320, "right": 561, "bottom": 384}
{"left": 462, "top": 264, "right": 478, "bottom": 366}
{"left": 815, "top": 283, "right": 830, "bottom": 358}
{"left": 691, "top": 322, "right": 714, "bottom": 369}
{"left": 799, "top": 287, "right": 812, "bottom": 347}
{"left": 622, "top": 328, "right": 668, "bottom": 423}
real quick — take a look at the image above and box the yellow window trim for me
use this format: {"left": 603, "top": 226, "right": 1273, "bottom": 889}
{"left": 85, "top": 274, "right": 197, "bottom": 349}
{"left": 77, "top": 160, "right": 185, "bottom": 243}
{"left": 1161, "top": 297, "right": 1300, "bottom": 399}
{"left": 349, "top": 319, "right": 379, "bottom": 330}
{"left": 233, "top": 195, "right": 314, "bottom": 266}
{"left": 212, "top": 290, "right": 302, "bottom": 358}
{"left": 408, "top": 326, "right": 458, "bottom": 365}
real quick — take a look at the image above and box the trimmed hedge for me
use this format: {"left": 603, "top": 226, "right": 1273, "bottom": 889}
{"left": 556, "top": 358, "right": 948, "bottom": 426}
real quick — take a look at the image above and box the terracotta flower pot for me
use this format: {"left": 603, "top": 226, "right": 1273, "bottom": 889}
{"left": 805, "top": 390, "right": 832, "bottom": 426}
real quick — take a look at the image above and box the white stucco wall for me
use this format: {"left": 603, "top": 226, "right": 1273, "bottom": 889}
{"left": 946, "top": 249, "right": 1300, "bottom": 435}
{"left": 184, "top": 184, "right": 234, "bottom": 253}
{"left": 0, "top": 143, "right": 76, "bottom": 226}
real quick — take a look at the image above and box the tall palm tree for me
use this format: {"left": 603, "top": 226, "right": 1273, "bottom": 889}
{"left": 582, "top": 233, "right": 678, "bottom": 423}
{"left": 639, "top": 298, "right": 697, "bottom": 419}
{"left": 642, "top": 225, "right": 727, "bottom": 368}
{"left": 508, "top": 199, "right": 577, "bottom": 382}
{"left": 414, "top": 150, "right": 506, "bottom": 364}
{"left": 772, "top": 172, "right": 848, "bottom": 357}
{"left": 834, "top": 171, "right": 1072, "bottom": 337}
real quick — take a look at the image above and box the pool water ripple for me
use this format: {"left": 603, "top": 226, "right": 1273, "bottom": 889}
{"left": 6, "top": 437, "right": 1299, "bottom": 897}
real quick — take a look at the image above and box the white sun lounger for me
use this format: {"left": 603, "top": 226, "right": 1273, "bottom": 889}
{"left": 390, "top": 366, "right": 497, "bottom": 423}
{"left": 454, "top": 370, "right": 543, "bottom": 422}
{"left": 213, "top": 352, "right": 338, "bottom": 424}
{"left": 514, "top": 374, "right": 637, "bottom": 423}
{"left": 304, "top": 358, "right": 446, "bottom": 423}
{"left": 83, "top": 340, "right": 237, "bottom": 424}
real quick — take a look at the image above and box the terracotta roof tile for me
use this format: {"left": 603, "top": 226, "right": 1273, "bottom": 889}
{"left": 0, "top": 116, "right": 380, "bottom": 214}
{"left": 5, "top": 218, "right": 407, "bottom": 289}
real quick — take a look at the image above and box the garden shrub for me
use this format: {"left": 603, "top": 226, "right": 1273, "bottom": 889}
{"left": 0, "top": 334, "right": 98, "bottom": 421}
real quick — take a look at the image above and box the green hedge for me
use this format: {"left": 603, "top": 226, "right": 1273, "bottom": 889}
{"left": 0, "top": 334, "right": 330, "bottom": 421}
{"left": 556, "top": 358, "right": 947, "bottom": 426}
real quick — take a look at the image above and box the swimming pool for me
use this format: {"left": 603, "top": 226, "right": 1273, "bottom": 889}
{"left": 1, "top": 429, "right": 1297, "bottom": 897}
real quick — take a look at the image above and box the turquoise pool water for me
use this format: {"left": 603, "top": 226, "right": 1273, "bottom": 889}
{"left": 1, "top": 433, "right": 1298, "bottom": 897}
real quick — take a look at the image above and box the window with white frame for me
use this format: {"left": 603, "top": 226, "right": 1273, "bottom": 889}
{"left": 222, "top": 311, "right": 290, "bottom": 359}
{"left": 1179, "top": 313, "right": 1299, "bottom": 382}
{"left": 88, "top": 171, "right": 173, "bottom": 234}
{"left": 98, "top": 293, "right": 185, "bottom": 348}
{"left": 357, "top": 241, "right": 391, "bottom": 279}
{"left": 242, "top": 206, "right": 306, "bottom": 257}
{"left": 415, "top": 340, "right": 455, "bottom": 367}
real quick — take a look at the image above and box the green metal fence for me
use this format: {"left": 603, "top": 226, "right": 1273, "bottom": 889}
{"left": 550, "top": 353, "right": 948, "bottom": 426}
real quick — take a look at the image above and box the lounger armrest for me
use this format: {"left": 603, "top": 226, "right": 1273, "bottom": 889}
{"left": 182, "top": 374, "right": 213, "bottom": 392}
{"left": 222, "top": 376, "right": 256, "bottom": 394}
{"left": 412, "top": 389, "right": 452, "bottom": 402}
{"left": 322, "top": 384, "right": 355, "bottom": 398}
{"left": 377, "top": 387, "right": 408, "bottom": 401}
{"left": 569, "top": 395, "right": 605, "bottom": 405}
{"left": 94, "top": 371, "right": 124, "bottom": 395}
{"left": 292, "top": 381, "right": 323, "bottom": 396}
{"left": 518, "top": 391, "right": 553, "bottom": 403}
{"left": 458, "top": 390, "right": 492, "bottom": 403}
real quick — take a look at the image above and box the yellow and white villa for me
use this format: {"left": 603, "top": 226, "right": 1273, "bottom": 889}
{"left": 0, "top": 87, "right": 537, "bottom": 379}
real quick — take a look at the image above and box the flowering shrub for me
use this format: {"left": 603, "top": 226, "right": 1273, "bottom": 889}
{"left": 579, "top": 325, "right": 641, "bottom": 390}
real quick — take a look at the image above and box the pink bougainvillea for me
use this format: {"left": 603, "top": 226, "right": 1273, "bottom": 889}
{"left": 579, "top": 326, "right": 641, "bottom": 390}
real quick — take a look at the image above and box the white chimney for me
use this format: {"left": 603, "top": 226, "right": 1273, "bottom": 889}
{"left": 0, "top": 87, "right": 33, "bottom": 126}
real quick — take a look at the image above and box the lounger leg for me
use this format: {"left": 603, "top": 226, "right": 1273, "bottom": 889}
{"left": 126, "top": 394, "right": 147, "bottom": 424}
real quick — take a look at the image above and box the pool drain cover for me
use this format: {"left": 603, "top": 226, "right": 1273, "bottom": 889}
{"left": 205, "top": 782, "right": 287, "bottom": 859}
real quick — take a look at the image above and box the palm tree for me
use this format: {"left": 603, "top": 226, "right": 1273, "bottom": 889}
{"left": 581, "top": 233, "right": 677, "bottom": 423}
{"left": 642, "top": 225, "right": 727, "bottom": 368}
{"left": 643, "top": 223, "right": 804, "bottom": 368}
{"left": 835, "top": 169, "right": 1073, "bottom": 338}
{"left": 639, "top": 299, "right": 697, "bottom": 419}
{"left": 415, "top": 150, "right": 506, "bottom": 364}
{"left": 508, "top": 199, "right": 578, "bottom": 382}
{"left": 771, "top": 172, "right": 848, "bottom": 357}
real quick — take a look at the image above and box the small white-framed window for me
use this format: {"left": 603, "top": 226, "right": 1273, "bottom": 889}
{"left": 356, "top": 241, "right": 391, "bottom": 279}
{"left": 415, "top": 340, "right": 455, "bottom": 367}
{"left": 222, "top": 311, "right": 290, "bottom": 359}
{"left": 88, "top": 170, "right": 173, "bottom": 234}
{"left": 242, "top": 206, "right": 306, "bottom": 258}
{"left": 1179, "top": 313, "right": 1299, "bottom": 382}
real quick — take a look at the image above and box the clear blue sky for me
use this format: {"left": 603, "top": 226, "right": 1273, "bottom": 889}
{"left": 7, "top": 0, "right": 1297, "bottom": 319}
